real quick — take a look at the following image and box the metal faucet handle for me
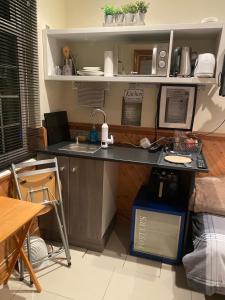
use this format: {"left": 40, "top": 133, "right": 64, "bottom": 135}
{"left": 108, "top": 135, "right": 114, "bottom": 145}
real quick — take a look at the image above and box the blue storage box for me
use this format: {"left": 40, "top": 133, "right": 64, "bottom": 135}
{"left": 130, "top": 185, "right": 187, "bottom": 265}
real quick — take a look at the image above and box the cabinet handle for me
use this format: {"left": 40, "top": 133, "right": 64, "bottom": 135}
{"left": 59, "top": 166, "right": 65, "bottom": 172}
{"left": 71, "top": 167, "right": 77, "bottom": 173}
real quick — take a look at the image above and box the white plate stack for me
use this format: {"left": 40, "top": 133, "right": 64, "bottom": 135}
{"left": 77, "top": 67, "right": 104, "bottom": 76}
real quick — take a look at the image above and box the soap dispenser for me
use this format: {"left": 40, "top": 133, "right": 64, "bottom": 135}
{"left": 89, "top": 124, "right": 99, "bottom": 143}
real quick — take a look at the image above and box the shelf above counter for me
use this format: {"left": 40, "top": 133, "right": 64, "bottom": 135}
{"left": 43, "top": 22, "right": 224, "bottom": 85}
{"left": 45, "top": 75, "right": 217, "bottom": 85}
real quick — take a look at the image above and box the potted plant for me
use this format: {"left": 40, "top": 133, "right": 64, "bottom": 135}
{"left": 122, "top": 3, "right": 138, "bottom": 24}
{"left": 135, "top": 1, "right": 149, "bottom": 24}
{"left": 102, "top": 5, "right": 115, "bottom": 25}
{"left": 114, "top": 7, "right": 124, "bottom": 24}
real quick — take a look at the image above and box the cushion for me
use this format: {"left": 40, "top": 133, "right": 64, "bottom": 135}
{"left": 189, "top": 176, "right": 225, "bottom": 216}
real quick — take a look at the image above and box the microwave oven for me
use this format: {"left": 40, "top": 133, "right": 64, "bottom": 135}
{"left": 117, "top": 43, "right": 169, "bottom": 77}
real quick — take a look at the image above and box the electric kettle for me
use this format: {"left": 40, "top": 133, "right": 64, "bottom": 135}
{"left": 179, "top": 47, "right": 191, "bottom": 77}
{"left": 194, "top": 53, "right": 215, "bottom": 78}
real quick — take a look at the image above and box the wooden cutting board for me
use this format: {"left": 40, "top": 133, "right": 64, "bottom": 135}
{"left": 164, "top": 155, "right": 192, "bottom": 164}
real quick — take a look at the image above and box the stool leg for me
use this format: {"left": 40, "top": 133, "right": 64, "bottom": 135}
{"left": 53, "top": 202, "right": 71, "bottom": 266}
{"left": 19, "top": 256, "right": 24, "bottom": 281}
{"left": 26, "top": 234, "right": 33, "bottom": 286}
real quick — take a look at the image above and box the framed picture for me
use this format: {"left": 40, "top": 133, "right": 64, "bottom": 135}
{"left": 133, "top": 50, "right": 152, "bottom": 75}
{"left": 157, "top": 85, "right": 197, "bottom": 130}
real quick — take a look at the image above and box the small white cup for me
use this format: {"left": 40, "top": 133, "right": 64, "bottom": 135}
{"left": 140, "top": 137, "right": 151, "bottom": 149}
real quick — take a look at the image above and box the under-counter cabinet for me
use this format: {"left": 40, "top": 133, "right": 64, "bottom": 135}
{"left": 37, "top": 154, "right": 118, "bottom": 251}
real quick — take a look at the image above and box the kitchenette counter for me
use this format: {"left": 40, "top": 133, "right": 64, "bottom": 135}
{"left": 36, "top": 141, "right": 208, "bottom": 173}
{"left": 36, "top": 141, "right": 208, "bottom": 251}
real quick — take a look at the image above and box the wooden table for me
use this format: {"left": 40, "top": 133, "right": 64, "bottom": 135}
{"left": 0, "top": 196, "right": 44, "bottom": 292}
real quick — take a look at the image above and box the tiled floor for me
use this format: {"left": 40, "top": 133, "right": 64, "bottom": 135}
{"left": 1, "top": 224, "right": 225, "bottom": 300}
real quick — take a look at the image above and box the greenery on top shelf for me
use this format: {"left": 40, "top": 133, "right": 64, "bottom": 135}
{"left": 102, "top": 4, "right": 115, "bottom": 15}
{"left": 102, "top": 1, "right": 149, "bottom": 17}
{"left": 136, "top": 1, "right": 149, "bottom": 13}
{"left": 114, "top": 7, "right": 123, "bottom": 15}
{"left": 122, "top": 3, "right": 138, "bottom": 14}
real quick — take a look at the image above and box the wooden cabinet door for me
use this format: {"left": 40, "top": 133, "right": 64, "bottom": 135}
{"left": 69, "top": 157, "right": 104, "bottom": 246}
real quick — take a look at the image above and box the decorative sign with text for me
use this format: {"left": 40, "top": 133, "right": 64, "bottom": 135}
{"left": 121, "top": 89, "right": 144, "bottom": 126}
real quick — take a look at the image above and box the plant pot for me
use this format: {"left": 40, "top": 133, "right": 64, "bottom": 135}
{"left": 104, "top": 14, "right": 114, "bottom": 25}
{"left": 135, "top": 12, "right": 146, "bottom": 25}
{"left": 115, "top": 13, "right": 124, "bottom": 24}
{"left": 124, "top": 13, "right": 134, "bottom": 24}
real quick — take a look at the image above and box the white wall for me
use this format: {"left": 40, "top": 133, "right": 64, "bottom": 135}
{"left": 66, "top": 0, "right": 225, "bottom": 28}
{"left": 37, "top": 0, "right": 225, "bottom": 132}
{"left": 37, "top": 0, "right": 67, "bottom": 118}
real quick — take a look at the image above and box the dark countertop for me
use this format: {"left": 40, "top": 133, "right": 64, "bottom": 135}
{"left": 36, "top": 141, "right": 208, "bottom": 173}
{"left": 37, "top": 141, "right": 160, "bottom": 166}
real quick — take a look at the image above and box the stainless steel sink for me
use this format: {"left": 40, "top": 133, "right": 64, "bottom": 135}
{"left": 59, "top": 143, "right": 101, "bottom": 154}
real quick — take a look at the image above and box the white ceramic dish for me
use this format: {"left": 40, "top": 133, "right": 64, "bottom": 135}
{"left": 77, "top": 70, "right": 104, "bottom": 76}
{"left": 83, "top": 67, "right": 101, "bottom": 71}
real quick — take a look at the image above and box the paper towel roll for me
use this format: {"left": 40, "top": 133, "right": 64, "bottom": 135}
{"left": 104, "top": 51, "right": 113, "bottom": 77}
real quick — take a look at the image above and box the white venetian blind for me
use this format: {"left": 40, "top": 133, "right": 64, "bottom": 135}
{"left": 0, "top": 0, "right": 40, "bottom": 170}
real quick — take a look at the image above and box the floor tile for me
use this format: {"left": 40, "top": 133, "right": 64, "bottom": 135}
{"left": 104, "top": 261, "right": 190, "bottom": 300}
{"left": 123, "top": 255, "right": 161, "bottom": 278}
{"left": 191, "top": 291, "right": 206, "bottom": 300}
{"left": 13, "top": 289, "right": 74, "bottom": 300}
{"left": 83, "top": 229, "right": 127, "bottom": 271}
{"left": 103, "top": 268, "right": 161, "bottom": 300}
{"left": 104, "top": 224, "right": 130, "bottom": 256}
{"left": 83, "top": 249, "right": 125, "bottom": 271}
{"left": 37, "top": 259, "right": 113, "bottom": 300}
{"left": 23, "top": 246, "right": 87, "bottom": 280}
{"left": 1, "top": 228, "right": 204, "bottom": 300}
{"left": 0, "top": 274, "right": 23, "bottom": 300}
{"left": 68, "top": 246, "right": 87, "bottom": 260}
{"left": 158, "top": 264, "right": 191, "bottom": 300}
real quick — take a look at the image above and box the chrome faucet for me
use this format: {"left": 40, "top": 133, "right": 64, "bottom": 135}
{"left": 92, "top": 109, "right": 113, "bottom": 149}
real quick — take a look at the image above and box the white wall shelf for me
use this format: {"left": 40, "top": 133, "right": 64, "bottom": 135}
{"left": 46, "top": 75, "right": 217, "bottom": 85}
{"left": 45, "top": 23, "right": 224, "bottom": 41}
{"left": 43, "top": 22, "right": 225, "bottom": 86}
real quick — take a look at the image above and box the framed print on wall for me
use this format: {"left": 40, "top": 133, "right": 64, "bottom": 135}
{"left": 157, "top": 85, "right": 197, "bottom": 130}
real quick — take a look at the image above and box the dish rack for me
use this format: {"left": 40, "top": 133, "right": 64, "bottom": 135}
{"left": 164, "top": 137, "right": 202, "bottom": 155}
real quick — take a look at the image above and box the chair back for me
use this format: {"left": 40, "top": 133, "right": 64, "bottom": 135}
{"left": 11, "top": 158, "right": 62, "bottom": 205}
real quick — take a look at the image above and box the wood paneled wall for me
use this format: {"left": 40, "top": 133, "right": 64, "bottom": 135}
{"left": 70, "top": 122, "right": 225, "bottom": 223}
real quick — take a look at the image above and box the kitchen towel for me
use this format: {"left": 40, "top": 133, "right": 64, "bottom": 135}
{"left": 75, "top": 82, "right": 105, "bottom": 108}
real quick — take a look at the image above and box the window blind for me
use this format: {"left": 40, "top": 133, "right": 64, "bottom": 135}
{"left": 0, "top": 0, "right": 40, "bottom": 171}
